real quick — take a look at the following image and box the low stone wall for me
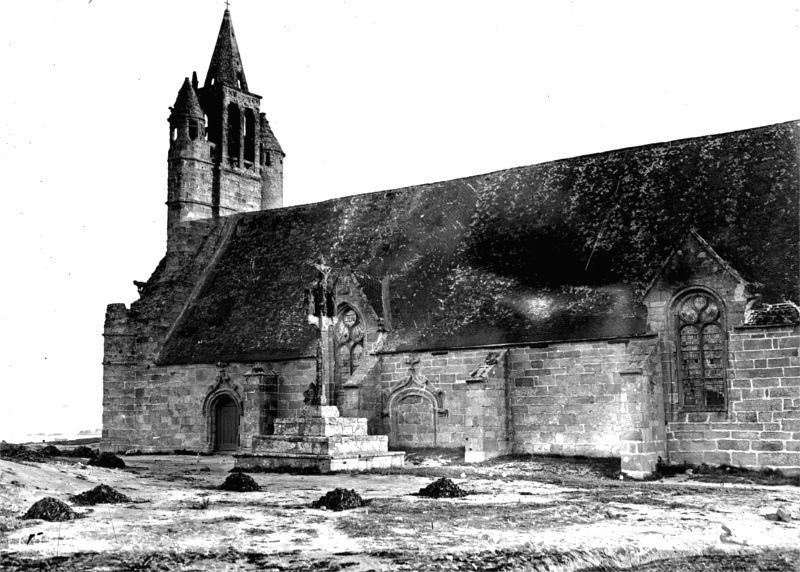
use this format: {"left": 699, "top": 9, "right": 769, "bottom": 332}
{"left": 667, "top": 326, "right": 800, "bottom": 470}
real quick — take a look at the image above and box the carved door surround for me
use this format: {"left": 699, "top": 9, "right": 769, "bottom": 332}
{"left": 382, "top": 357, "right": 447, "bottom": 447}
{"left": 202, "top": 363, "right": 243, "bottom": 452}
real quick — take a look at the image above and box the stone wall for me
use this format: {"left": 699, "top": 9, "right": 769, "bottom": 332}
{"left": 101, "top": 358, "right": 316, "bottom": 453}
{"left": 667, "top": 325, "right": 800, "bottom": 469}
{"left": 508, "top": 338, "right": 661, "bottom": 461}
{"left": 619, "top": 343, "right": 668, "bottom": 477}
{"left": 372, "top": 338, "right": 663, "bottom": 468}
{"left": 378, "top": 349, "right": 504, "bottom": 450}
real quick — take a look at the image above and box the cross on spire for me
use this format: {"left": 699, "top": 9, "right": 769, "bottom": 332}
{"left": 225, "top": 0, "right": 230, "bottom": 9}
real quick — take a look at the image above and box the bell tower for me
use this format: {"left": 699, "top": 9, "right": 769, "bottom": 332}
{"left": 166, "top": 8, "right": 285, "bottom": 259}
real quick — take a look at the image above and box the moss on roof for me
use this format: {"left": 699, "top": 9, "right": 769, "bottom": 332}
{"left": 157, "top": 121, "right": 800, "bottom": 364}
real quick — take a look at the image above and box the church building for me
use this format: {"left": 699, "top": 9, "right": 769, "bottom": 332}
{"left": 102, "top": 9, "right": 800, "bottom": 477}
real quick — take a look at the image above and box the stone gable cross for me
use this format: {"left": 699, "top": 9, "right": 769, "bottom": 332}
{"left": 404, "top": 356, "right": 421, "bottom": 377}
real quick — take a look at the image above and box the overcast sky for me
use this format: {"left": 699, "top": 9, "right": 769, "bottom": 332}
{"left": 1, "top": 1, "right": 798, "bottom": 440}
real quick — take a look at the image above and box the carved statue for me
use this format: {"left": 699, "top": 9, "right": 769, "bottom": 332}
{"left": 303, "top": 382, "right": 318, "bottom": 405}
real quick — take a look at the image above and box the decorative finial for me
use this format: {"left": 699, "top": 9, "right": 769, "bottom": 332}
{"left": 225, "top": 0, "right": 230, "bottom": 9}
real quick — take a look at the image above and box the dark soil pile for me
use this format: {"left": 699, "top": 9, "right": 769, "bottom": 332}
{"left": 418, "top": 477, "right": 467, "bottom": 498}
{"left": 219, "top": 472, "right": 261, "bottom": 492}
{"left": 68, "top": 446, "right": 97, "bottom": 459}
{"left": 22, "top": 497, "right": 76, "bottom": 522}
{"left": 0, "top": 444, "right": 47, "bottom": 462}
{"left": 70, "top": 484, "right": 132, "bottom": 506}
{"left": 88, "top": 452, "right": 126, "bottom": 469}
{"left": 311, "top": 488, "right": 369, "bottom": 511}
{"left": 40, "top": 445, "right": 61, "bottom": 457}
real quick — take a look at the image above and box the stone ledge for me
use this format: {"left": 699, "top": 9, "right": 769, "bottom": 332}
{"left": 234, "top": 451, "right": 405, "bottom": 473}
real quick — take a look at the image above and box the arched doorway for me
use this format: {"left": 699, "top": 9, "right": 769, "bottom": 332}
{"left": 215, "top": 395, "right": 239, "bottom": 452}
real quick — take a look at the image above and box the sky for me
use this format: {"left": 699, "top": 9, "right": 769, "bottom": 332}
{"left": 1, "top": 0, "right": 799, "bottom": 440}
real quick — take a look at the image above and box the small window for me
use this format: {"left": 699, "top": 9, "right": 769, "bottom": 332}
{"left": 189, "top": 121, "right": 198, "bottom": 141}
{"left": 676, "top": 291, "right": 727, "bottom": 411}
{"left": 265, "top": 150, "right": 271, "bottom": 166}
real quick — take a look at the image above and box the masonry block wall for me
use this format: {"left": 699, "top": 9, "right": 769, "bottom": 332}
{"left": 463, "top": 351, "right": 511, "bottom": 462}
{"left": 619, "top": 343, "right": 668, "bottom": 477}
{"left": 101, "top": 358, "right": 316, "bottom": 453}
{"left": 372, "top": 340, "right": 664, "bottom": 464}
{"left": 340, "top": 356, "right": 384, "bottom": 435}
{"left": 508, "top": 338, "right": 661, "bottom": 460}
{"left": 377, "top": 349, "right": 505, "bottom": 449}
{"left": 667, "top": 326, "right": 800, "bottom": 469}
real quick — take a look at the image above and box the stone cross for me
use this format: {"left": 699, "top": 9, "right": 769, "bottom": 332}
{"left": 311, "top": 256, "right": 331, "bottom": 406}
{"left": 404, "top": 356, "right": 421, "bottom": 377}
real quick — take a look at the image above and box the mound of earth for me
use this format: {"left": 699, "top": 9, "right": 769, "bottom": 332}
{"left": 88, "top": 452, "right": 125, "bottom": 469}
{"left": 311, "top": 488, "right": 369, "bottom": 511}
{"left": 0, "top": 444, "right": 47, "bottom": 463}
{"left": 220, "top": 472, "right": 261, "bottom": 492}
{"left": 40, "top": 445, "right": 61, "bottom": 457}
{"left": 418, "top": 477, "right": 467, "bottom": 498}
{"left": 70, "top": 484, "right": 132, "bottom": 506}
{"left": 22, "top": 497, "right": 76, "bottom": 522}
{"left": 68, "top": 445, "right": 97, "bottom": 458}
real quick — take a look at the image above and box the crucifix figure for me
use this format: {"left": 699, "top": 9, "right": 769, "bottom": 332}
{"left": 305, "top": 256, "right": 333, "bottom": 406}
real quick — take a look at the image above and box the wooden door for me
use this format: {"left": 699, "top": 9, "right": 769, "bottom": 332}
{"left": 216, "top": 397, "right": 239, "bottom": 452}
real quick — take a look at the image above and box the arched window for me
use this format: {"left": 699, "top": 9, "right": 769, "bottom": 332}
{"left": 244, "top": 109, "right": 256, "bottom": 165}
{"left": 188, "top": 119, "right": 199, "bottom": 141}
{"left": 227, "top": 103, "right": 241, "bottom": 165}
{"left": 676, "top": 291, "right": 727, "bottom": 411}
{"left": 334, "top": 306, "right": 365, "bottom": 378}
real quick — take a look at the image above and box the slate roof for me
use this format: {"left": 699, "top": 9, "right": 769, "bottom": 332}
{"left": 156, "top": 120, "right": 800, "bottom": 365}
{"left": 260, "top": 116, "right": 283, "bottom": 155}
{"left": 171, "top": 78, "right": 204, "bottom": 120}
{"left": 204, "top": 9, "right": 248, "bottom": 91}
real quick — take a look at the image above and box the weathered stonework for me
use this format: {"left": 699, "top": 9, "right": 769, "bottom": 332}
{"left": 102, "top": 8, "right": 800, "bottom": 477}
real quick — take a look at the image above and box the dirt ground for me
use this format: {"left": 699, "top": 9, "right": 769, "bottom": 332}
{"left": 1, "top": 448, "right": 800, "bottom": 571}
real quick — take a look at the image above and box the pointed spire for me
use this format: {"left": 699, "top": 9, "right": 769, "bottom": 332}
{"left": 204, "top": 9, "right": 248, "bottom": 91}
{"left": 170, "top": 78, "right": 204, "bottom": 121}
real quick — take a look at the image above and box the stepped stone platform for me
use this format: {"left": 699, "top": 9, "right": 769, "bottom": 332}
{"left": 235, "top": 406, "right": 404, "bottom": 473}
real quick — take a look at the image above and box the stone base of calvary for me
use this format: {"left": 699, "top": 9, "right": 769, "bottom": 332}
{"left": 235, "top": 405, "right": 404, "bottom": 473}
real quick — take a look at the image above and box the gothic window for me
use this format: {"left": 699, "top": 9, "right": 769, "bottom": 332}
{"left": 335, "top": 307, "right": 365, "bottom": 377}
{"left": 676, "top": 291, "right": 726, "bottom": 411}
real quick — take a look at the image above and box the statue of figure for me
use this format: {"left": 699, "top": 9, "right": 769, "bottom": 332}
{"left": 303, "top": 382, "right": 318, "bottom": 405}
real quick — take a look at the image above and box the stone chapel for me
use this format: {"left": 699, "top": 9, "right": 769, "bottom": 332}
{"left": 102, "top": 9, "right": 800, "bottom": 477}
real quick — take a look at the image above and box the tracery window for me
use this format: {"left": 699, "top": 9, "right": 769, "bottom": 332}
{"left": 676, "top": 292, "right": 726, "bottom": 411}
{"left": 335, "top": 307, "right": 364, "bottom": 377}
